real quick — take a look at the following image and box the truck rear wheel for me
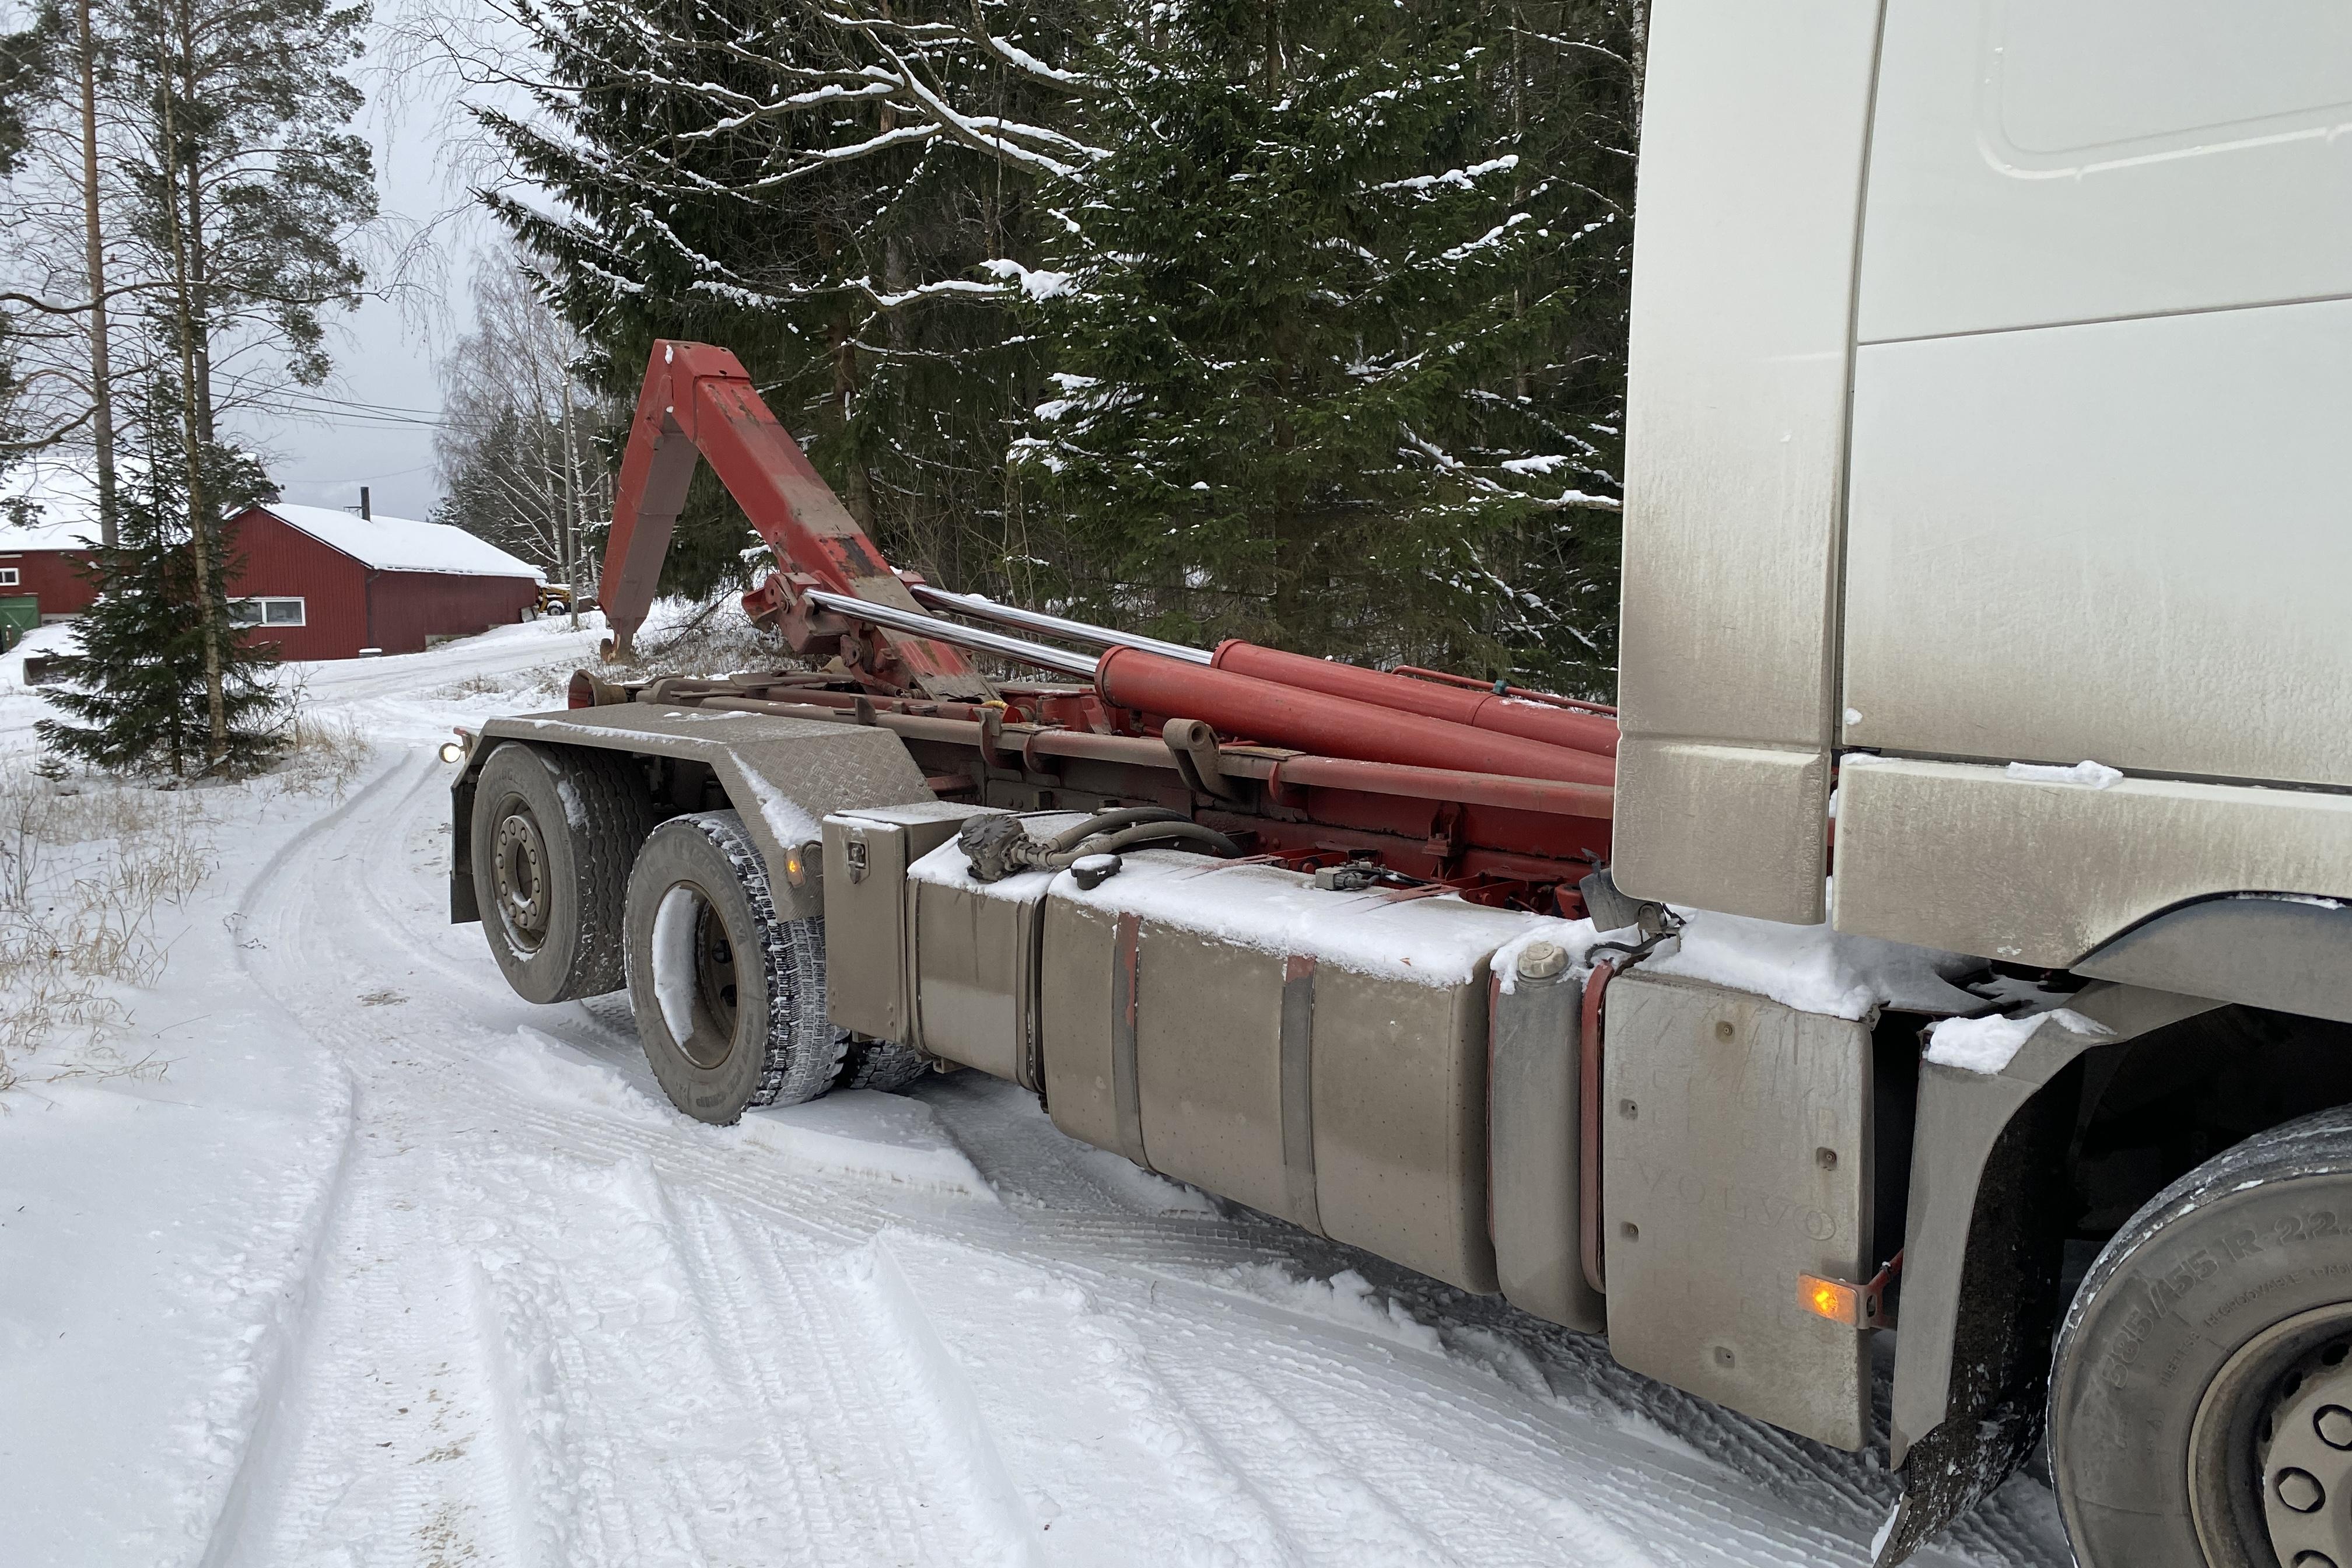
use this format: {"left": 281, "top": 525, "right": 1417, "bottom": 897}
{"left": 2050, "top": 1107, "right": 2352, "bottom": 1568}
{"left": 623, "top": 810, "right": 844, "bottom": 1124}
{"left": 471, "top": 741, "right": 653, "bottom": 1003}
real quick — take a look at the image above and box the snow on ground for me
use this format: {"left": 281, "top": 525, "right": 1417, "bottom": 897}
{"left": 0, "top": 612, "right": 2071, "bottom": 1567}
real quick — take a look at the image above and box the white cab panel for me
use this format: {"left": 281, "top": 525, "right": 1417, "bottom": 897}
{"left": 1841, "top": 297, "right": 2352, "bottom": 789}
{"left": 1615, "top": 0, "right": 1885, "bottom": 922}
{"left": 1859, "top": 0, "right": 2352, "bottom": 342}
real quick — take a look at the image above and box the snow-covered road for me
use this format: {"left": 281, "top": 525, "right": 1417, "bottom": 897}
{"left": 1, "top": 620, "right": 2073, "bottom": 1567}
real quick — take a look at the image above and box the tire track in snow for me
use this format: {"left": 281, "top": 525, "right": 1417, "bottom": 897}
{"left": 209, "top": 756, "right": 519, "bottom": 1568}
{"left": 208, "top": 1147, "right": 517, "bottom": 1568}
{"left": 650, "top": 1185, "right": 945, "bottom": 1564}
{"left": 233, "top": 751, "right": 1051, "bottom": 1566}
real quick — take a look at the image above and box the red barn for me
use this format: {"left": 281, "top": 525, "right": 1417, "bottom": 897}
{"left": 219, "top": 504, "right": 544, "bottom": 660}
{"left": 1, "top": 499, "right": 542, "bottom": 659}
{"left": 0, "top": 515, "right": 102, "bottom": 629}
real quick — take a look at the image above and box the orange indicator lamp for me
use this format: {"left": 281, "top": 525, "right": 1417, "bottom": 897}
{"left": 1799, "top": 1273, "right": 1861, "bottom": 1327}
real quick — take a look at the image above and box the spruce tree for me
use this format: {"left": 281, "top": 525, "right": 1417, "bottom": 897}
{"left": 1008, "top": 0, "right": 1638, "bottom": 694}
{"left": 37, "top": 395, "right": 286, "bottom": 777}
{"left": 477, "top": 0, "right": 1092, "bottom": 600}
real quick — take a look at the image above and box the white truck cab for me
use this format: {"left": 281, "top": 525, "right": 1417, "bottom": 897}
{"left": 1616, "top": 6, "right": 2352, "bottom": 1562}
{"left": 1621, "top": 0, "right": 2352, "bottom": 961}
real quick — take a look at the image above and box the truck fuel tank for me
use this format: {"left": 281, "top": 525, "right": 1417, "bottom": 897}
{"left": 1035, "top": 852, "right": 1586, "bottom": 1297}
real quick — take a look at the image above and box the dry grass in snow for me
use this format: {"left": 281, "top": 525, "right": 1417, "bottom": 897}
{"left": 0, "top": 769, "right": 214, "bottom": 1087}
{"left": 0, "top": 704, "right": 374, "bottom": 1090}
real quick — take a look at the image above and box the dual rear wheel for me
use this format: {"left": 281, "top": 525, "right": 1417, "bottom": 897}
{"left": 470, "top": 742, "right": 928, "bottom": 1124}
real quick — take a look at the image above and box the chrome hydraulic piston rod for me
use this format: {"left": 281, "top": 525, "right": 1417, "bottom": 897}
{"left": 908, "top": 585, "right": 1213, "bottom": 666}
{"left": 802, "top": 589, "right": 1102, "bottom": 680}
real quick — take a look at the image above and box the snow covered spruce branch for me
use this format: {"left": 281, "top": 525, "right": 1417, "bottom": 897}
{"left": 1399, "top": 426, "right": 1622, "bottom": 512}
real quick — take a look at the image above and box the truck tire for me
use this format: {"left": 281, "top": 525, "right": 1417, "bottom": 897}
{"left": 471, "top": 741, "right": 653, "bottom": 1003}
{"left": 2050, "top": 1106, "right": 2352, "bottom": 1568}
{"left": 835, "top": 1035, "right": 929, "bottom": 1094}
{"left": 623, "top": 810, "right": 845, "bottom": 1124}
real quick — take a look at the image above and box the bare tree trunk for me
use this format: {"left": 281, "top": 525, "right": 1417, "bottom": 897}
{"left": 177, "top": 0, "right": 216, "bottom": 450}
{"left": 77, "top": 0, "right": 117, "bottom": 547}
{"left": 1626, "top": 0, "right": 1649, "bottom": 121}
{"left": 158, "top": 62, "right": 227, "bottom": 771}
{"left": 831, "top": 302, "right": 873, "bottom": 529}
{"left": 558, "top": 390, "right": 585, "bottom": 629}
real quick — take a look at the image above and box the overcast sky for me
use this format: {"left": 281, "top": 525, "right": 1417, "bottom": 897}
{"left": 223, "top": 22, "right": 509, "bottom": 524}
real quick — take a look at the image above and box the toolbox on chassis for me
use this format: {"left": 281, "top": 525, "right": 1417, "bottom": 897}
{"left": 450, "top": 5, "right": 2352, "bottom": 1564}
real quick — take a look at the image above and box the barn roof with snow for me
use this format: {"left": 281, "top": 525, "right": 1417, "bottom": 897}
{"left": 258, "top": 504, "right": 544, "bottom": 581}
{"left": 0, "top": 465, "right": 102, "bottom": 552}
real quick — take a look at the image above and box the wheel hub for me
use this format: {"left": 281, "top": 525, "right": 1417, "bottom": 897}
{"left": 2261, "top": 1335, "right": 2352, "bottom": 1568}
{"left": 494, "top": 803, "right": 550, "bottom": 952}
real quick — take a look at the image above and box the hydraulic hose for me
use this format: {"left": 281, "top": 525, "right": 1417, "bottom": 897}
{"left": 1066, "top": 821, "right": 1242, "bottom": 860}
{"left": 1044, "top": 806, "right": 1190, "bottom": 853}
{"left": 957, "top": 806, "right": 1239, "bottom": 883}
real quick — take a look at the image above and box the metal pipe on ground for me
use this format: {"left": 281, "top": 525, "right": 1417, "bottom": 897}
{"left": 908, "top": 585, "right": 1212, "bottom": 666}
{"left": 1094, "top": 646, "right": 1615, "bottom": 788}
{"left": 1210, "top": 640, "right": 1620, "bottom": 758}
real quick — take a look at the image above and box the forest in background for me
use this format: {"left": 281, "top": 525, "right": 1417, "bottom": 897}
{"left": 436, "top": 0, "right": 1646, "bottom": 696}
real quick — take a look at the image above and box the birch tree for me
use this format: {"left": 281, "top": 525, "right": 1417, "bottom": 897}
{"left": 434, "top": 244, "right": 612, "bottom": 620}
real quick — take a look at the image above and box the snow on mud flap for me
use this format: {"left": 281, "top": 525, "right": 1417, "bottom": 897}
{"left": 624, "top": 809, "right": 845, "bottom": 1123}
{"left": 470, "top": 740, "right": 656, "bottom": 1003}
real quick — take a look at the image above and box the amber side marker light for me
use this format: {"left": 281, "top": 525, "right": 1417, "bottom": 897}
{"left": 1799, "top": 1273, "right": 1861, "bottom": 1327}
{"left": 1799, "top": 1254, "right": 1902, "bottom": 1330}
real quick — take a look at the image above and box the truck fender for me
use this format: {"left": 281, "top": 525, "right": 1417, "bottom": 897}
{"left": 2075, "top": 893, "right": 2352, "bottom": 1026}
{"left": 1875, "top": 983, "right": 2222, "bottom": 1564}
{"left": 452, "top": 706, "right": 934, "bottom": 923}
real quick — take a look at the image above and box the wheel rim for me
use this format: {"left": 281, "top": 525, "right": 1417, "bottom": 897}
{"left": 2192, "top": 1303, "right": 2352, "bottom": 1568}
{"left": 492, "top": 797, "right": 550, "bottom": 954}
{"left": 649, "top": 879, "right": 742, "bottom": 1071}
{"left": 687, "top": 894, "right": 740, "bottom": 1065}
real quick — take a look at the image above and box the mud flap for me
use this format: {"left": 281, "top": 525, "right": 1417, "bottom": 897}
{"left": 1875, "top": 984, "right": 2222, "bottom": 1563}
{"left": 451, "top": 772, "right": 481, "bottom": 923}
{"left": 1874, "top": 1085, "right": 2074, "bottom": 1564}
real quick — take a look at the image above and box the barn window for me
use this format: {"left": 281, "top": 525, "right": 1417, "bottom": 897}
{"left": 229, "top": 597, "right": 305, "bottom": 628}
{"left": 0, "top": 567, "right": 18, "bottom": 586}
